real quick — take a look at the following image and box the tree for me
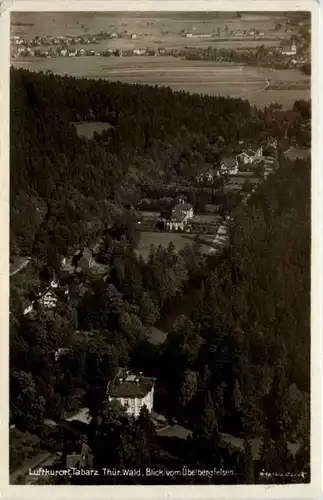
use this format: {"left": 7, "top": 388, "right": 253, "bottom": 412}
{"left": 242, "top": 438, "right": 255, "bottom": 483}
{"left": 179, "top": 370, "right": 198, "bottom": 410}
{"left": 139, "top": 293, "right": 160, "bottom": 326}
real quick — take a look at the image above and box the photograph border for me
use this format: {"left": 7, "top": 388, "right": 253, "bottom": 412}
{"left": 0, "top": 1, "right": 322, "bottom": 499}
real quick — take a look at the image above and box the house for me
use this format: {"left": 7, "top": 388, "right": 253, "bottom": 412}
{"left": 220, "top": 157, "right": 239, "bottom": 175}
{"left": 66, "top": 440, "right": 93, "bottom": 469}
{"left": 131, "top": 33, "right": 137, "bottom": 39}
{"left": 37, "top": 287, "right": 58, "bottom": 309}
{"left": 23, "top": 275, "right": 69, "bottom": 315}
{"left": 282, "top": 41, "right": 297, "bottom": 56}
{"left": 133, "top": 48, "right": 146, "bottom": 56}
{"left": 197, "top": 170, "right": 218, "bottom": 184}
{"left": 55, "top": 347, "right": 71, "bottom": 362}
{"left": 107, "top": 370, "right": 156, "bottom": 418}
{"left": 237, "top": 146, "right": 263, "bottom": 165}
{"left": 164, "top": 198, "right": 194, "bottom": 231}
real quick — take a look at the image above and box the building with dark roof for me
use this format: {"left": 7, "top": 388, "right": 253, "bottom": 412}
{"left": 220, "top": 157, "right": 239, "bottom": 175}
{"left": 164, "top": 198, "right": 194, "bottom": 232}
{"left": 107, "top": 370, "right": 156, "bottom": 418}
{"left": 23, "top": 276, "right": 69, "bottom": 316}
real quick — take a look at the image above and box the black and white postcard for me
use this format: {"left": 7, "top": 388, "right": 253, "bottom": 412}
{"left": 1, "top": 2, "right": 322, "bottom": 499}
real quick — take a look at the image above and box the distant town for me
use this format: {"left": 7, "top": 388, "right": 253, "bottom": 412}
{"left": 11, "top": 19, "right": 310, "bottom": 71}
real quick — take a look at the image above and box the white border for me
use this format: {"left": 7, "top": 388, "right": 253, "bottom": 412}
{"left": 0, "top": 2, "right": 322, "bottom": 500}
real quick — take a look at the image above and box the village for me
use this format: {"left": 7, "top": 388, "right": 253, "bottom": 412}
{"left": 8, "top": 104, "right": 311, "bottom": 483}
{"left": 10, "top": 19, "right": 310, "bottom": 71}
{"left": 17, "top": 138, "right": 279, "bottom": 320}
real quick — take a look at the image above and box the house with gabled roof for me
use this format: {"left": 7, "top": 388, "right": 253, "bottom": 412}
{"left": 23, "top": 275, "right": 69, "bottom": 315}
{"left": 237, "top": 146, "right": 263, "bottom": 165}
{"left": 107, "top": 369, "right": 156, "bottom": 418}
{"left": 220, "top": 157, "right": 239, "bottom": 175}
{"left": 164, "top": 198, "right": 194, "bottom": 231}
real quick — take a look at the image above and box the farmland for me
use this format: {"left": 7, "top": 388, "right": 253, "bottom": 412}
{"left": 12, "top": 57, "right": 310, "bottom": 108}
{"left": 11, "top": 11, "right": 310, "bottom": 108}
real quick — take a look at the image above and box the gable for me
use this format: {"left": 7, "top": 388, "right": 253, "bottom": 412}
{"left": 39, "top": 289, "right": 58, "bottom": 301}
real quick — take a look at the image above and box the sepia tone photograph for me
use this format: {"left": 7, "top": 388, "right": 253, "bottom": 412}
{"left": 6, "top": 6, "right": 317, "bottom": 491}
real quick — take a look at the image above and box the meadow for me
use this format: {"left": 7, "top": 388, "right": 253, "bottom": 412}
{"left": 71, "top": 121, "right": 114, "bottom": 139}
{"left": 136, "top": 231, "right": 219, "bottom": 260}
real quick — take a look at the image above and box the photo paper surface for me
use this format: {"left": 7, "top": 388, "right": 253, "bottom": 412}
{"left": 1, "top": 2, "right": 322, "bottom": 499}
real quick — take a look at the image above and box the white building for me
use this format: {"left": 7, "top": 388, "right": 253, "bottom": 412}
{"left": 107, "top": 371, "right": 156, "bottom": 418}
{"left": 164, "top": 199, "right": 194, "bottom": 231}
{"left": 38, "top": 288, "right": 58, "bottom": 309}
{"left": 237, "top": 146, "right": 263, "bottom": 165}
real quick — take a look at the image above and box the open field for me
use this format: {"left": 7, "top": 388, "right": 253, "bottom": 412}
{"left": 284, "top": 147, "right": 311, "bottom": 161}
{"left": 71, "top": 121, "right": 114, "bottom": 139}
{"left": 12, "top": 57, "right": 310, "bottom": 108}
{"left": 136, "top": 231, "right": 220, "bottom": 259}
{"left": 11, "top": 12, "right": 292, "bottom": 41}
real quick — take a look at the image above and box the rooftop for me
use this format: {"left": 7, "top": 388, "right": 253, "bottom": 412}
{"left": 170, "top": 201, "right": 193, "bottom": 221}
{"left": 221, "top": 157, "right": 237, "bottom": 168}
{"left": 107, "top": 371, "right": 156, "bottom": 399}
{"left": 244, "top": 148, "right": 256, "bottom": 157}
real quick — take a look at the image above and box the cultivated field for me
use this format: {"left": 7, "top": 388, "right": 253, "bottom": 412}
{"left": 11, "top": 12, "right": 310, "bottom": 108}
{"left": 12, "top": 57, "right": 310, "bottom": 108}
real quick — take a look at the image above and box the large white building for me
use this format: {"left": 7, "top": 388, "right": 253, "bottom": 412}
{"left": 237, "top": 146, "right": 263, "bottom": 165}
{"left": 107, "top": 370, "right": 156, "bottom": 418}
{"left": 164, "top": 198, "right": 194, "bottom": 231}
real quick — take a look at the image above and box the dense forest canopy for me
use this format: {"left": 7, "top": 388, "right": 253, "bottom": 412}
{"left": 10, "top": 67, "right": 310, "bottom": 484}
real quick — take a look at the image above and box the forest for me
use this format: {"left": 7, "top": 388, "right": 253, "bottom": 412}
{"left": 10, "top": 67, "right": 310, "bottom": 484}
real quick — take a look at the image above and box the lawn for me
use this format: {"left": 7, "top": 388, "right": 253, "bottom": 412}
{"left": 136, "top": 231, "right": 197, "bottom": 260}
{"left": 136, "top": 231, "right": 222, "bottom": 259}
{"left": 71, "top": 121, "right": 114, "bottom": 139}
